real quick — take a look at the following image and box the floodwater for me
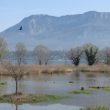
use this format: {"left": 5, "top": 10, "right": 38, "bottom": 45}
{"left": 0, "top": 103, "right": 81, "bottom": 110}
{"left": 0, "top": 72, "right": 110, "bottom": 110}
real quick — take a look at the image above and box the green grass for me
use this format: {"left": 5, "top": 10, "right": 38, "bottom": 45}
{"left": 89, "top": 86, "right": 110, "bottom": 91}
{"left": 27, "top": 94, "right": 68, "bottom": 103}
{"left": 69, "top": 90, "right": 91, "bottom": 95}
{"left": 0, "top": 82, "right": 6, "bottom": 88}
{"left": 0, "top": 94, "right": 68, "bottom": 104}
{"left": 0, "top": 82, "right": 6, "bottom": 85}
{"left": 68, "top": 81, "right": 74, "bottom": 83}
{"left": 80, "top": 106, "right": 109, "bottom": 110}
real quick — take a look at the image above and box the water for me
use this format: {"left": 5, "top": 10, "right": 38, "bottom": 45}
{"left": 0, "top": 72, "right": 110, "bottom": 110}
{"left": 0, "top": 104, "right": 81, "bottom": 110}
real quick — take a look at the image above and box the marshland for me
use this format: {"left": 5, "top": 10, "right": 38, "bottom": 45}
{"left": 0, "top": 38, "right": 110, "bottom": 110}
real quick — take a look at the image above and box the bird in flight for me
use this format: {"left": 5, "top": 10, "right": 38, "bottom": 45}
{"left": 19, "top": 26, "right": 23, "bottom": 30}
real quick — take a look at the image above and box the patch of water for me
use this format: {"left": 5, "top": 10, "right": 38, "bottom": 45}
{"left": 0, "top": 103, "right": 81, "bottom": 110}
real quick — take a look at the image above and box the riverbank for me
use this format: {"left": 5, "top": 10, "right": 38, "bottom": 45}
{"left": 0, "top": 64, "right": 110, "bottom": 75}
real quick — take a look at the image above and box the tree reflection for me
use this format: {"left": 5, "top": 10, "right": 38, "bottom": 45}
{"left": 15, "top": 104, "right": 18, "bottom": 110}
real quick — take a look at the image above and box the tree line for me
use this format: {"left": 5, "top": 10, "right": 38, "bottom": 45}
{"left": 68, "top": 43, "right": 110, "bottom": 66}
{"left": 0, "top": 37, "right": 110, "bottom": 66}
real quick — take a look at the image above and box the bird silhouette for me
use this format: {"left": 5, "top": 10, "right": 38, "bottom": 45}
{"left": 19, "top": 26, "right": 22, "bottom": 30}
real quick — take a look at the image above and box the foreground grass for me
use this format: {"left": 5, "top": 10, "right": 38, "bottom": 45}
{"left": 0, "top": 93, "right": 68, "bottom": 104}
{"left": 69, "top": 90, "right": 91, "bottom": 95}
{"left": 81, "top": 106, "right": 109, "bottom": 110}
{"left": 89, "top": 86, "right": 110, "bottom": 91}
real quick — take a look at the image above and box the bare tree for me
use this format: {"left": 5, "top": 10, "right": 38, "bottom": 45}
{"left": 68, "top": 47, "right": 83, "bottom": 66}
{"left": 34, "top": 45, "right": 50, "bottom": 65}
{"left": 4, "top": 62, "right": 25, "bottom": 95}
{"left": 83, "top": 43, "right": 98, "bottom": 65}
{"left": 4, "top": 42, "right": 27, "bottom": 95}
{"left": 15, "top": 42, "right": 27, "bottom": 65}
{"left": 100, "top": 48, "right": 110, "bottom": 64}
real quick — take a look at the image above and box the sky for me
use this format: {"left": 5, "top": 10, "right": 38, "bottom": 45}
{"left": 0, "top": 0, "right": 110, "bottom": 32}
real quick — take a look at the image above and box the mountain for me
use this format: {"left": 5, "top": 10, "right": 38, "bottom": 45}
{"left": 1, "top": 11, "right": 110, "bottom": 50}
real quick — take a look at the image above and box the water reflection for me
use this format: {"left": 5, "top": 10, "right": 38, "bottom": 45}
{"left": 16, "top": 104, "right": 18, "bottom": 110}
{"left": 71, "top": 72, "right": 80, "bottom": 81}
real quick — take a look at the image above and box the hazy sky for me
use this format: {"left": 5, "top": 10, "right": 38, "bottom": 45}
{"left": 0, "top": 0, "right": 110, "bottom": 32}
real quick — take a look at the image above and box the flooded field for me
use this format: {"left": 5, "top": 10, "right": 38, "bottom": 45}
{"left": 0, "top": 72, "right": 110, "bottom": 110}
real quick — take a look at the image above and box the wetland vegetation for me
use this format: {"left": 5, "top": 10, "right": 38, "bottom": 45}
{"left": 69, "top": 89, "right": 91, "bottom": 95}
{"left": 0, "top": 38, "right": 110, "bottom": 109}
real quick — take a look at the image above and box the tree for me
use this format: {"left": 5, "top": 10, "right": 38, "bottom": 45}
{"left": 100, "top": 48, "right": 110, "bottom": 64}
{"left": 83, "top": 43, "right": 98, "bottom": 65}
{"left": 4, "top": 42, "right": 27, "bottom": 95}
{"left": 4, "top": 62, "right": 24, "bottom": 95}
{"left": 68, "top": 47, "right": 83, "bottom": 66}
{"left": 34, "top": 45, "right": 50, "bottom": 65}
{"left": 15, "top": 42, "right": 27, "bottom": 65}
{"left": 0, "top": 37, "right": 8, "bottom": 63}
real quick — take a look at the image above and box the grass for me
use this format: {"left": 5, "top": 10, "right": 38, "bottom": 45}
{"left": 0, "top": 82, "right": 6, "bottom": 88}
{"left": 26, "top": 64, "right": 110, "bottom": 74}
{"left": 27, "top": 94, "right": 67, "bottom": 103}
{"left": 69, "top": 90, "right": 91, "bottom": 95}
{"left": 0, "top": 82, "right": 6, "bottom": 85}
{"left": 2, "top": 64, "right": 110, "bottom": 75}
{"left": 80, "top": 106, "right": 109, "bottom": 110}
{"left": 89, "top": 86, "right": 110, "bottom": 91}
{"left": 68, "top": 81, "right": 74, "bottom": 83}
{"left": 0, "top": 93, "right": 68, "bottom": 104}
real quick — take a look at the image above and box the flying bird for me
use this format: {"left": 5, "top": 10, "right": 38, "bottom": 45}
{"left": 19, "top": 26, "right": 22, "bottom": 30}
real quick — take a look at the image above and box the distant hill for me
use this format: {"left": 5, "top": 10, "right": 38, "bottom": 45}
{"left": 1, "top": 11, "right": 110, "bottom": 50}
